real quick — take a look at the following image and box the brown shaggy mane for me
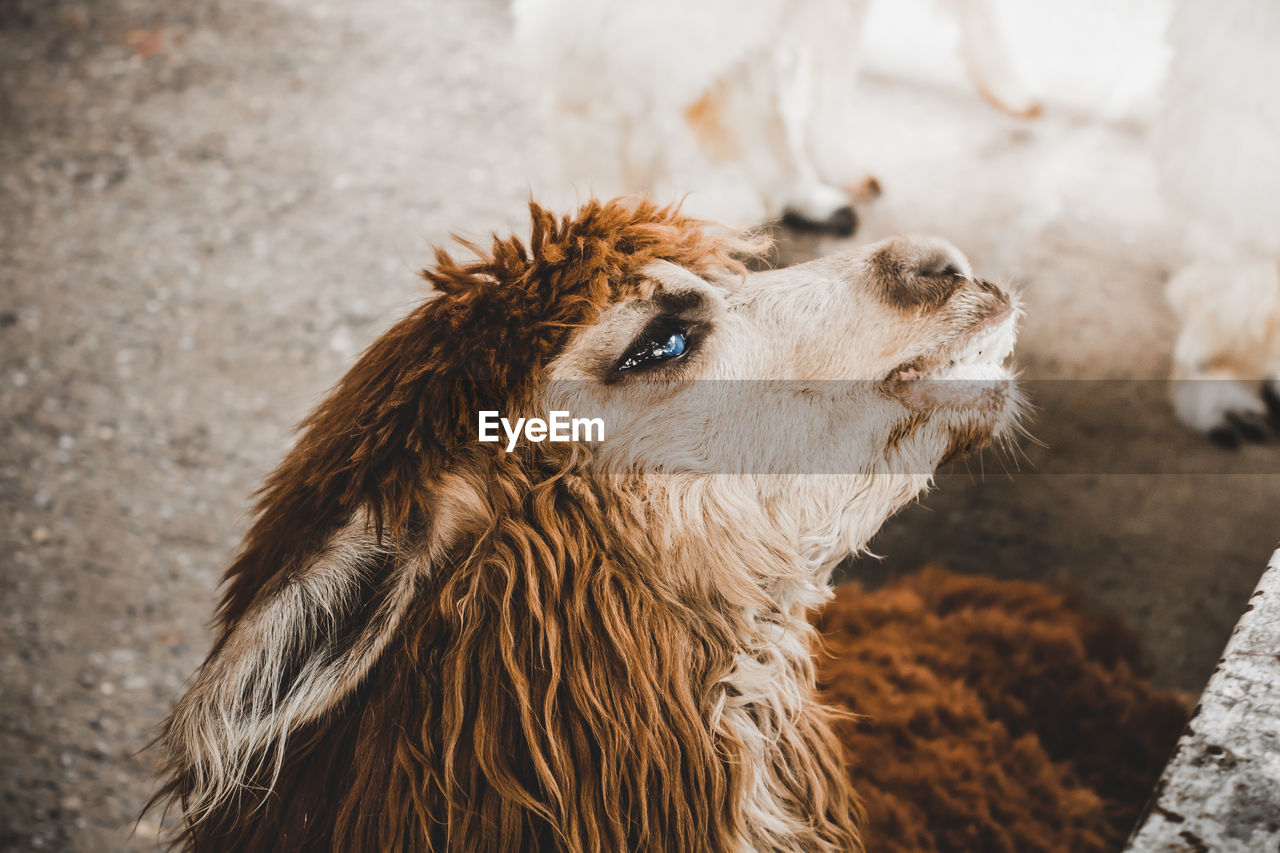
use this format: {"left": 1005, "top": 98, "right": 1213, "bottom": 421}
{"left": 153, "top": 199, "right": 802, "bottom": 853}
{"left": 217, "top": 198, "right": 746, "bottom": 627}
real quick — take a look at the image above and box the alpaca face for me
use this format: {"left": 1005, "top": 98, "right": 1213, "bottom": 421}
{"left": 547, "top": 234, "right": 1020, "bottom": 570}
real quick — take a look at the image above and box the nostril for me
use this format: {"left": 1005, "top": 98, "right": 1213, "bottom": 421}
{"left": 868, "top": 237, "right": 970, "bottom": 310}
{"left": 975, "top": 278, "right": 1010, "bottom": 302}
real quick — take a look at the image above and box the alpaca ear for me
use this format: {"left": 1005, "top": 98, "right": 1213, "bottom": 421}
{"left": 164, "top": 510, "right": 420, "bottom": 814}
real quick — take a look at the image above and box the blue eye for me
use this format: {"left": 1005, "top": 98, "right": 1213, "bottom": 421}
{"left": 616, "top": 326, "right": 692, "bottom": 373}
{"left": 660, "top": 331, "right": 686, "bottom": 357}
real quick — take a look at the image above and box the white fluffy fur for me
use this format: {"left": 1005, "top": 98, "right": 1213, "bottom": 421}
{"left": 1154, "top": 0, "right": 1280, "bottom": 436}
{"left": 514, "top": 0, "right": 1035, "bottom": 226}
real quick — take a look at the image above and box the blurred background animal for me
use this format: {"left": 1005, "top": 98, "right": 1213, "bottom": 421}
{"left": 513, "top": 0, "right": 1039, "bottom": 233}
{"left": 1155, "top": 0, "right": 1280, "bottom": 447}
{"left": 519, "top": 0, "right": 1280, "bottom": 449}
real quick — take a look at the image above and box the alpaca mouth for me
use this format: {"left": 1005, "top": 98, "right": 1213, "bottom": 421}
{"left": 880, "top": 303, "right": 1020, "bottom": 429}
{"left": 884, "top": 304, "right": 1018, "bottom": 384}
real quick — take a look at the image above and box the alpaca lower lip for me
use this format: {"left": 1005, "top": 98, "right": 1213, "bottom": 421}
{"left": 885, "top": 304, "right": 1017, "bottom": 382}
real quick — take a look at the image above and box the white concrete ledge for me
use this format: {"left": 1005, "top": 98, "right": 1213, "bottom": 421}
{"left": 1126, "top": 549, "right": 1280, "bottom": 852}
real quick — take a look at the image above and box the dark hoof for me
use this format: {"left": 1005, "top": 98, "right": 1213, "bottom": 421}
{"left": 1207, "top": 425, "right": 1242, "bottom": 450}
{"left": 1226, "top": 411, "right": 1269, "bottom": 443}
{"left": 1206, "top": 409, "right": 1269, "bottom": 449}
{"left": 1263, "top": 382, "right": 1280, "bottom": 425}
{"left": 781, "top": 205, "right": 857, "bottom": 237}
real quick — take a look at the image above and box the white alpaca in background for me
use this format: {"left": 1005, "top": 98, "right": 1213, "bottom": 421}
{"left": 1156, "top": 0, "right": 1280, "bottom": 446}
{"left": 513, "top": 0, "right": 1037, "bottom": 233}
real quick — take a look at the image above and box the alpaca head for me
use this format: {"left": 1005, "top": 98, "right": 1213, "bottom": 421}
{"left": 158, "top": 199, "right": 1019, "bottom": 851}
{"left": 545, "top": 230, "right": 1020, "bottom": 584}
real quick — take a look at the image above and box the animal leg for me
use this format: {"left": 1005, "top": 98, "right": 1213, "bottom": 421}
{"left": 954, "top": 0, "right": 1041, "bottom": 119}
{"left": 772, "top": 42, "right": 857, "bottom": 235}
{"left": 1167, "top": 259, "right": 1280, "bottom": 447}
{"left": 686, "top": 46, "right": 858, "bottom": 234}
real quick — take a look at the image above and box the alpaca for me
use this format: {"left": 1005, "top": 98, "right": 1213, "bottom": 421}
{"left": 514, "top": 0, "right": 1038, "bottom": 233}
{"left": 154, "top": 198, "right": 1022, "bottom": 851}
{"left": 1155, "top": 0, "right": 1280, "bottom": 446}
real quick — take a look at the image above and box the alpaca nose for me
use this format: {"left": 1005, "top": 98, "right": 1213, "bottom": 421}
{"left": 861, "top": 236, "right": 991, "bottom": 311}
{"left": 971, "top": 276, "right": 1012, "bottom": 304}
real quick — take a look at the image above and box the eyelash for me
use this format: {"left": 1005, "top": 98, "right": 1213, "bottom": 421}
{"left": 612, "top": 319, "right": 696, "bottom": 376}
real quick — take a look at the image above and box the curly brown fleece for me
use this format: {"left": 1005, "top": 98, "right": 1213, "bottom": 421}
{"left": 153, "top": 199, "right": 859, "bottom": 853}
{"left": 816, "top": 567, "right": 1188, "bottom": 853}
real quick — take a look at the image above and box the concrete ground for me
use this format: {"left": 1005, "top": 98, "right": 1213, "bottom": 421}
{"left": 1, "top": 1, "right": 1276, "bottom": 850}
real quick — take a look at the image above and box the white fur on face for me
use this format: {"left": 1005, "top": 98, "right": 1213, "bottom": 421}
{"left": 548, "top": 236, "right": 1021, "bottom": 571}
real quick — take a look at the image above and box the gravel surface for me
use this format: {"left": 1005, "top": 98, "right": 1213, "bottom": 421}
{"left": 2, "top": 1, "right": 1277, "bottom": 850}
